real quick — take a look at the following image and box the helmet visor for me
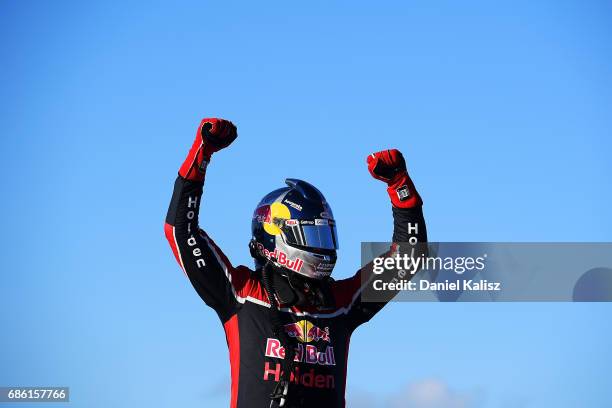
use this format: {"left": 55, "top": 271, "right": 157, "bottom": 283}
{"left": 282, "top": 219, "right": 339, "bottom": 250}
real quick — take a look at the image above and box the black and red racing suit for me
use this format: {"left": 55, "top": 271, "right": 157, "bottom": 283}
{"left": 164, "top": 125, "right": 427, "bottom": 408}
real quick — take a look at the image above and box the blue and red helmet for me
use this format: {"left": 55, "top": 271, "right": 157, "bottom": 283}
{"left": 251, "top": 179, "right": 339, "bottom": 280}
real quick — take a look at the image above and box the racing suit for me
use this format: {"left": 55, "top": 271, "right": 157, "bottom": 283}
{"left": 164, "top": 120, "right": 427, "bottom": 408}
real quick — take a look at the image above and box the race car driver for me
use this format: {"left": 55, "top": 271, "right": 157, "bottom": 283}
{"left": 164, "top": 118, "right": 427, "bottom": 408}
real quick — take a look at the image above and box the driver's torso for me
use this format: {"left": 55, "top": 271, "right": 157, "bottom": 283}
{"left": 227, "top": 282, "right": 355, "bottom": 408}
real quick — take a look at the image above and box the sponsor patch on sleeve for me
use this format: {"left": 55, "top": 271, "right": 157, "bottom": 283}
{"left": 396, "top": 185, "right": 411, "bottom": 201}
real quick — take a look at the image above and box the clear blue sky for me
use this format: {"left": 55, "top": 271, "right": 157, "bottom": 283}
{"left": 1, "top": 1, "right": 611, "bottom": 407}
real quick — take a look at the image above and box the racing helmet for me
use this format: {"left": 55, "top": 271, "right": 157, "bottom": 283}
{"left": 250, "top": 179, "right": 339, "bottom": 280}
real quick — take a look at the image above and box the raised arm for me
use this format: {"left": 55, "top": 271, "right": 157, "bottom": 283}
{"left": 164, "top": 118, "right": 250, "bottom": 322}
{"left": 334, "top": 149, "right": 428, "bottom": 328}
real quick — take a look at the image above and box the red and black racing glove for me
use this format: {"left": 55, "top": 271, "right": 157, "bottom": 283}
{"left": 367, "top": 149, "right": 422, "bottom": 208}
{"left": 178, "top": 118, "right": 238, "bottom": 181}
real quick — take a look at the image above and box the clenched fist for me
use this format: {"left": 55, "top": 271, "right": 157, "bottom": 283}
{"left": 200, "top": 118, "right": 238, "bottom": 156}
{"left": 179, "top": 118, "right": 237, "bottom": 181}
{"left": 367, "top": 149, "right": 422, "bottom": 208}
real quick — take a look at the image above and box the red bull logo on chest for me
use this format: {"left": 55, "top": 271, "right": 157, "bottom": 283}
{"left": 283, "top": 320, "right": 330, "bottom": 343}
{"left": 264, "top": 320, "right": 335, "bottom": 366}
{"left": 265, "top": 338, "right": 336, "bottom": 366}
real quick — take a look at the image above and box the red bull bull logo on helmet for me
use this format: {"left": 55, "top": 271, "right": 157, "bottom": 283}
{"left": 253, "top": 205, "right": 271, "bottom": 223}
{"left": 255, "top": 243, "right": 304, "bottom": 273}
